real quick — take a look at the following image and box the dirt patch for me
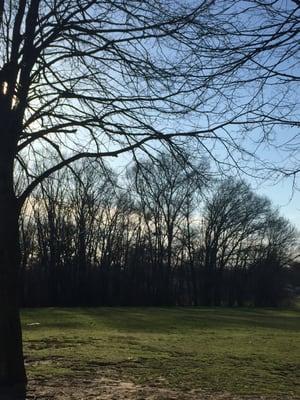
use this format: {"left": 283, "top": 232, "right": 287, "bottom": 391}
{"left": 25, "top": 377, "right": 293, "bottom": 400}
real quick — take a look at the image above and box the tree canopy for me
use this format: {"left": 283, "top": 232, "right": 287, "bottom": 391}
{"left": 0, "top": 0, "right": 299, "bottom": 201}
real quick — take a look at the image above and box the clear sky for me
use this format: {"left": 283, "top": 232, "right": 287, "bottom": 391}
{"left": 255, "top": 179, "right": 300, "bottom": 229}
{"left": 248, "top": 129, "right": 300, "bottom": 229}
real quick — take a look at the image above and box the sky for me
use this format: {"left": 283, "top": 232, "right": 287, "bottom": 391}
{"left": 255, "top": 179, "right": 300, "bottom": 230}
{"left": 244, "top": 129, "right": 300, "bottom": 229}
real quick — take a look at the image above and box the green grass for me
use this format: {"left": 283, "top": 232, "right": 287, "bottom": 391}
{"left": 22, "top": 306, "right": 300, "bottom": 397}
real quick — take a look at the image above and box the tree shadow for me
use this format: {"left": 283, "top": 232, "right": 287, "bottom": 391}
{"left": 0, "top": 384, "right": 26, "bottom": 400}
{"left": 81, "top": 306, "right": 300, "bottom": 333}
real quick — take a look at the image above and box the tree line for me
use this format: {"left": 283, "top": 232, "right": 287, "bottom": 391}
{"left": 19, "top": 155, "right": 299, "bottom": 308}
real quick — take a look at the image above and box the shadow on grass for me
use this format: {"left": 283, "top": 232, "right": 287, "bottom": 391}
{"left": 83, "top": 306, "right": 300, "bottom": 332}
{"left": 24, "top": 306, "right": 299, "bottom": 334}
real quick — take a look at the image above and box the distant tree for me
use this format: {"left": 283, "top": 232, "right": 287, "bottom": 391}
{"left": 201, "top": 179, "right": 298, "bottom": 306}
{"left": 131, "top": 153, "right": 207, "bottom": 303}
{"left": 202, "top": 179, "right": 269, "bottom": 304}
{"left": 249, "top": 212, "right": 298, "bottom": 306}
{"left": 69, "top": 161, "right": 115, "bottom": 305}
{"left": 287, "top": 262, "right": 300, "bottom": 297}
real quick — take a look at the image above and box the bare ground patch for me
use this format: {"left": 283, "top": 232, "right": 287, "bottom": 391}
{"left": 25, "top": 376, "right": 294, "bottom": 400}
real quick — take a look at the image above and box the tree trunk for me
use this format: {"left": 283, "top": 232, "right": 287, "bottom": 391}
{"left": 0, "top": 186, "right": 27, "bottom": 397}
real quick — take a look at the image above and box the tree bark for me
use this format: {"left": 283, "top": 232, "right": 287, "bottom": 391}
{"left": 0, "top": 156, "right": 27, "bottom": 396}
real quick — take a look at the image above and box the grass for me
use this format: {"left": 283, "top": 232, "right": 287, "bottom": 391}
{"left": 21, "top": 306, "right": 300, "bottom": 398}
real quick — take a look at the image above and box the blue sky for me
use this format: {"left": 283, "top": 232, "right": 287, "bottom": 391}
{"left": 250, "top": 129, "right": 300, "bottom": 229}
{"left": 255, "top": 179, "right": 300, "bottom": 229}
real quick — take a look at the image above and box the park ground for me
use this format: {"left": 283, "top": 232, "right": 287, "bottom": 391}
{"left": 22, "top": 306, "right": 300, "bottom": 399}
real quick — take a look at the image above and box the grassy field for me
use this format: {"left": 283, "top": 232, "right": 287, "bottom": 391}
{"left": 22, "top": 306, "right": 300, "bottom": 398}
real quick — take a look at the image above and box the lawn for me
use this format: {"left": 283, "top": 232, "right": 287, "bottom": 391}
{"left": 22, "top": 306, "right": 300, "bottom": 399}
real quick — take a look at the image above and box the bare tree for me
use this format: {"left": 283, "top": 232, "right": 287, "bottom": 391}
{"left": 202, "top": 178, "right": 297, "bottom": 306}
{"left": 0, "top": 0, "right": 299, "bottom": 393}
{"left": 203, "top": 179, "right": 269, "bottom": 304}
{"left": 131, "top": 153, "right": 207, "bottom": 303}
{"left": 249, "top": 210, "right": 298, "bottom": 306}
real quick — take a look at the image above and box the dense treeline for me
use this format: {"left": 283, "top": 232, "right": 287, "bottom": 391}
{"left": 19, "top": 155, "right": 298, "bottom": 307}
